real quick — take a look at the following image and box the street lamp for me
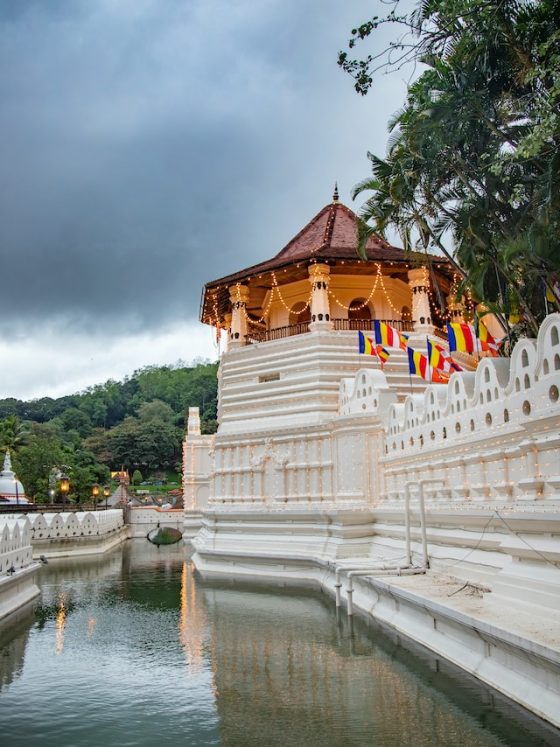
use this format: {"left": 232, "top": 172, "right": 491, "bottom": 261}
{"left": 59, "top": 474, "right": 70, "bottom": 507}
{"left": 103, "top": 485, "right": 110, "bottom": 510}
{"left": 92, "top": 483, "right": 99, "bottom": 508}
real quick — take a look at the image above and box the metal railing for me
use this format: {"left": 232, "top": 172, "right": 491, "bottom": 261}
{"left": 0, "top": 503, "right": 112, "bottom": 514}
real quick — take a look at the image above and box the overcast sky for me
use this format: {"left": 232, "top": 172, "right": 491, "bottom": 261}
{"left": 0, "top": 0, "right": 412, "bottom": 400}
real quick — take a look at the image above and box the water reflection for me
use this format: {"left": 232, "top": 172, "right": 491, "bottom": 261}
{"left": 0, "top": 611, "right": 34, "bottom": 692}
{"left": 86, "top": 616, "right": 96, "bottom": 638}
{"left": 179, "top": 561, "right": 207, "bottom": 673}
{"left": 202, "top": 584, "right": 512, "bottom": 747}
{"left": 0, "top": 542, "right": 557, "bottom": 747}
{"left": 54, "top": 594, "right": 66, "bottom": 655}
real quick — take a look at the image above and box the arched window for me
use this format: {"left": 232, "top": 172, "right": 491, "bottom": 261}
{"left": 289, "top": 302, "right": 311, "bottom": 327}
{"left": 348, "top": 299, "right": 372, "bottom": 329}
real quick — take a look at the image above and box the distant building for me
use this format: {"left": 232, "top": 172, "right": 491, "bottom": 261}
{"left": 0, "top": 451, "right": 29, "bottom": 505}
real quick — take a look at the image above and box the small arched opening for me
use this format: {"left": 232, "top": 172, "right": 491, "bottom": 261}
{"left": 348, "top": 298, "right": 373, "bottom": 330}
{"left": 289, "top": 302, "right": 311, "bottom": 330}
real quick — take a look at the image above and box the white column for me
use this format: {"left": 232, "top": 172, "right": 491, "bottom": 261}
{"left": 229, "top": 284, "right": 249, "bottom": 347}
{"left": 187, "top": 407, "right": 201, "bottom": 436}
{"left": 408, "top": 267, "right": 435, "bottom": 334}
{"left": 308, "top": 263, "right": 334, "bottom": 332}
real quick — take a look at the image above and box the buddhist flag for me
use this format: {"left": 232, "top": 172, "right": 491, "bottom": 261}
{"left": 427, "top": 340, "right": 462, "bottom": 373}
{"left": 477, "top": 321, "right": 501, "bottom": 356}
{"left": 409, "top": 346, "right": 449, "bottom": 383}
{"left": 408, "top": 347, "right": 428, "bottom": 379}
{"left": 431, "top": 368, "right": 450, "bottom": 384}
{"left": 375, "top": 345, "right": 390, "bottom": 368}
{"left": 359, "top": 332, "right": 391, "bottom": 367}
{"left": 358, "top": 330, "right": 375, "bottom": 355}
{"left": 373, "top": 320, "right": 408, "bottom": 350}
{"left": 446, "top": 322, "right": 477, "bottom": 353}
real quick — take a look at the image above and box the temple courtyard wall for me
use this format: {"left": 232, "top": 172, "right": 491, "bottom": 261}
{"left": 185, "top": 313, "right": 560, "bottom": 726}
{"left": 0, "top": 509, "right": 129, "bottom": 625}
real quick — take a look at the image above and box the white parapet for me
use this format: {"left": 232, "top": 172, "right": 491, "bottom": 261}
{"left": 382, "top": 313, "right": 560, "bottom": 504}
{"left": 0, "top": 515, "right": 40, "bottom": 623}
{"left": 25, "top": 509, "right": 124, "bottom": 540}
{"left": 127, "top": 506, "right": 185, "bottom": 538}
{"left": 187, "top": 314, "right": 560, "bottom": 727}
{"left": 0, "top": 516, "right": 34, "bottom": 574}
{"left": 25, "top": 509, "right": 126, "bottom": 559}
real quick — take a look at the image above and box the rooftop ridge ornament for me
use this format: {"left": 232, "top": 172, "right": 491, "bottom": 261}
{"left": 332, "top": 182, "right": 339, "bottom": 202}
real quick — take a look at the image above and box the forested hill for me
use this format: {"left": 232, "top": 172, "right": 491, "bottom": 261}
{"left": 0, "top": 361, "right": 218, "bottom": 502}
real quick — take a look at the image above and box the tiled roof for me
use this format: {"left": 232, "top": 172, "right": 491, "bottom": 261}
{"left": 205, "top": 201, "right": 407, "bottom": 288}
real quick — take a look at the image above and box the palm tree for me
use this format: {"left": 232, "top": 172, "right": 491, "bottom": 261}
{"left": 0, "top": 416, "right": 30, "bottom": 455}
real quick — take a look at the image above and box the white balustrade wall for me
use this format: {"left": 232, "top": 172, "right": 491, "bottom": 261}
{"left": 185, "top": 314, "right": 560, "bottom": 510}
{"left": 381, "top": 314, "right": 560, "bottom": 504}
{"left": 0, "top": 517, "right": 34, "bottom": 575}
{"left": 5, "top": 509, "right": 124, "bottom": 542}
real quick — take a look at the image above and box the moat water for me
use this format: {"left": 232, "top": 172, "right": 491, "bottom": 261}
{"left": 0, "top": 542, "right": 558, "bottom": 747}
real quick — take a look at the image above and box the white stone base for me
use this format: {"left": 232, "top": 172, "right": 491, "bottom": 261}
{"left": 32, "top": 526, "right": 129, "bottom": 559}
{"left": 0, "top": 564, "right": 41, "bottom": 624}
{"left": 183, "top": 511, "right": 203, "bottom": 538}
{"left": 192, "top": 506, "right": 560, "bottom": 729}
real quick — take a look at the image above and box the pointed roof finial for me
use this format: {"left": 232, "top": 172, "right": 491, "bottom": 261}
{"left": 3, "top": 450, "right": 12, "bottom": 475}
{"left": 332, "top": 182, "right": 339, "bottom": 202}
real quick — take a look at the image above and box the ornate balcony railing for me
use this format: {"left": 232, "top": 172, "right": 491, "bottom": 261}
{"left": 246, "top": 321, "right": 310, "bottom": 343}
{"left": 246, "top": 318, "right": 414, "bottom": 344}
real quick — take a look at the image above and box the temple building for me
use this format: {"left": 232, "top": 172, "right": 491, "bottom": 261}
{"left": 190, "top": 192, "right": 455, "bottom": 513}
{"left": 201, "top": 188, "right": 456, "bottom": 345}
{"left": 183, "top": 189, "right": 560, "bottom": 724}
{"left": 198, "top": 191, "right": 468, "bottom": 438}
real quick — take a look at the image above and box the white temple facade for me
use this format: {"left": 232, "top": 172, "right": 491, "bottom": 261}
{"left": 183, "top": 196, "right": 560, "bottom": 725}
{"left": 184, "top": 194, "right": 460, "bottom": 510}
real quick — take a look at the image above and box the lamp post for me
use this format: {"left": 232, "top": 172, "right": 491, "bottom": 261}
{"left": 59, "top": 474, "right": 70, "bottom": 507}
{"left": 103, "top": 485, "right": 110, "bottom": 511}
{"left": 92, "top": 483, "right": 99, "bottom": 509}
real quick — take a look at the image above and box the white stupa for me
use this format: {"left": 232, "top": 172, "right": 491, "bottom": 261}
{"left": 0, "top": 451, "right": 28, "bottom": 504}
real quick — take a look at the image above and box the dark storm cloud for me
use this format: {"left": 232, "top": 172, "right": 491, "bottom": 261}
{"left": 0, "top": 0, "right": 404, "bottom": 338}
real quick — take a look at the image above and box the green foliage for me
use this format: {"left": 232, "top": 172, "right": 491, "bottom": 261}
{"left": 342, "top": 0, "right": 560, "bottom": 331}
{"left": 0, "top": 361, "right": 218, "bottom": 500}
{"left": 132, "top": 469, "right": 143, "bottom": 485}
{"left": 0, "top": 415, "right": 30, "bottom": 452}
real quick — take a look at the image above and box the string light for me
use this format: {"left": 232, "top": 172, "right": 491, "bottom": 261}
{"left": 209, "top": 258, "right": 454, "bottom": 334}
{"left": 377, "top": 263, "right": 402, "bottom": 315}
{"left": 233, "top": 272, "right": 314, "bottom": 325}
{"left": 328, "top": 271, "right": 380, "bottom": 311}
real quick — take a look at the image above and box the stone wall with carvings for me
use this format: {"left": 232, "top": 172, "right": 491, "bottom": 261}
{"left": 380, "top": 313, "right": 560, "bottom": 504}
{"left": 184, "top": 314, "right": 560, "bottom": 509}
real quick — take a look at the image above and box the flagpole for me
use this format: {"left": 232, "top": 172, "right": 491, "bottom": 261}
{"left": 474, "top": 312, "right": 481, "bottom": 364}
{"left": 426, "top": 336, "right": 431, "bottom": 384}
